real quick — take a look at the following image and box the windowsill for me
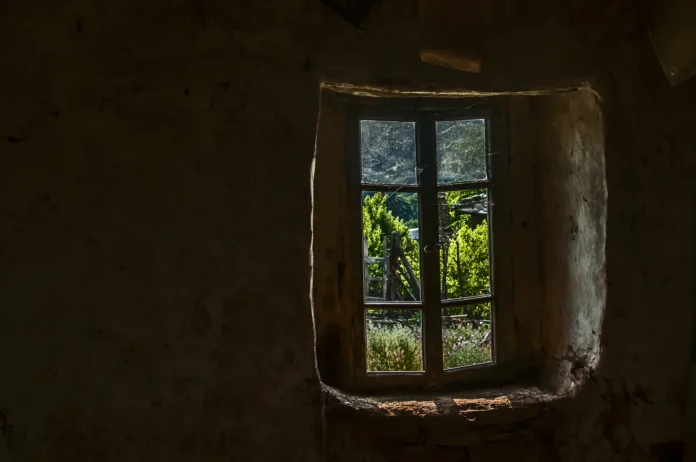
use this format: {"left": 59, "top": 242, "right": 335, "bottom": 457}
{"left": 322, "top": 383, "right": 573, "bottom": 447}
{"left": 322, "top": 382, "right": 561, "bottom": 421}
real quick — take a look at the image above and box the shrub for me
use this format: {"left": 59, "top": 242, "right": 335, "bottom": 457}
{"left": 366, "top": 323, "right": 422, "bottom": 371}
{"left": 366, "top": 322, "right": 492, "bottom": 372}
{"left": 443, "top": 324, "right": 491, "bottom": 369}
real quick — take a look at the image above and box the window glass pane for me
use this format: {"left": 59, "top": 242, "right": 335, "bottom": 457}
{"left": 438, "top": 189, "right": 491, "bottom": 300}
{"left": 436, "top": 119, "right": 487, "bottom": 183}
{"left": 362, "top": 191, "right": 421, "bottom": 303}
{"left": 442, "top": 304, "right": 492, "bottom": 369}
{"left": 361, "top": 120, "right": 417, "bottom": 185}
{"left": 367, "top": 309, "right": 423, "bottom": 372}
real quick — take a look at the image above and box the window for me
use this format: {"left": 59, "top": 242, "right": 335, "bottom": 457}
{"left": 313, "top": 86, "right": 605, "bottom": 395}
{"left": 348, "top": 100, "right": 509, "bottom": 389}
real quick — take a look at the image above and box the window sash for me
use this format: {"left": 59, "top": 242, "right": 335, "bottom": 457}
{"left": 348, "top": 100, "right": 508, "bottom": 389}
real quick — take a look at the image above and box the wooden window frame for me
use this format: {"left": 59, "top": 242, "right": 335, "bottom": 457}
{"left": 346, "top": 97, "right": 514, "bottom": 391}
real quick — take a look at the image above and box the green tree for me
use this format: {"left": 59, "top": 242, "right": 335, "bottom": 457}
{"left": 386, "top": 193, "right": 419, "bottom": 229}
{"left": 362, "top": 192, "right": 420, "bottom": 300}
{"left": 440, "top": 190, "right": 491, "bottom": 319}
{"left": 443, "top": 221, "right": 490, "bottom": 318}
{"left": 362, "top": 190, "right": 490, "bottom": 315}
{"left": 361, "top": 119, "right": 491, "bottom": 371}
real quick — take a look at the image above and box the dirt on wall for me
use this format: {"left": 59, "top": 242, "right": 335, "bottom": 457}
{"left": 0, "top": 0, "right": 695, "bottom": 461}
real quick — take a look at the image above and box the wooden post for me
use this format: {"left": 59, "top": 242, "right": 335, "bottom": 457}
{"left": 387, "top": 232, "right": 399, "bottom": 301}
{"left": 456, "top": 239, "right": 464, "bottom": 296}
{"left": 363, "top": 235, "right": 368, "bottom": 300}
{"left": 441, "top": 240, "right": 449, "bottom": 298}
{"left": 382, "top": 235, "right": 388, "bottom": 300}
{"left": 396, "top": 245, "right": 421, "bottom": 300}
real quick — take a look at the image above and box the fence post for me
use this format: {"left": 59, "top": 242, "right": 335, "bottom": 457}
{"left": 386, "top": 232, "right": 399, "bottom": 301}
{"left": 363, "top": 235, "right": 368, "bottom": 300}
{"left": 382, "top": 235, "right": 388, "bottom": 300}
{"left": 456, "top": 239, "right": 464, "bottom": 295}
{"left": 441, "top": 240, "right": 449, "bottom": 298}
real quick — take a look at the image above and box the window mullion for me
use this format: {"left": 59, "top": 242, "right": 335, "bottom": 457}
{"left": 418, "top": 112, "right": 443, "bottom": 385}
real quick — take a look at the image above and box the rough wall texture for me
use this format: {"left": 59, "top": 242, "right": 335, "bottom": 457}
{"left": 511, "top": 90, "right": 607, "bottom": 392}
{"left": 0, "top": 1, "right": 326, "bottom": 460}
{"left": 0, "top": 0, "right": 695, "bottom": 461}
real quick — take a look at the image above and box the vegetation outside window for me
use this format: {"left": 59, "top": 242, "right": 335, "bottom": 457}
{"left": 348, "top": 100, "right": 509, "bottom": 389}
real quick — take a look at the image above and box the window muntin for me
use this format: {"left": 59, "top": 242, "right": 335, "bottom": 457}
{"left": 357, "top": 109, "right": 496, "bottom": 380}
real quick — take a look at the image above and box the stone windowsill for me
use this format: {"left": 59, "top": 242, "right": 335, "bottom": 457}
{"left": 321, "top": 383, "right": 569, "bottom": 446}
{"left": 322, "top": 383, "right": 562, "bottom": 421}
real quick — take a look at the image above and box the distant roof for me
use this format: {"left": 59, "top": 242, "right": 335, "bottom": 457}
{"left": 453, "top": 193, "right": 488, "bottom": 216}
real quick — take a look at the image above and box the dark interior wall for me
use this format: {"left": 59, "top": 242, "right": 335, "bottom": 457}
{"left": 0, "top": 1, "right": 326, "bottom": 460}
{"left": 0, "top": 1, "right": 695, "bottom": 461}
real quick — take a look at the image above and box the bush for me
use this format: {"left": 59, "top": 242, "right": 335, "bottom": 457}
{"left": 366, "top": 322, "right": 491, "bottom": 371}
{"left": 443, "top": 324, "right": 491, "bottom": 369}
{"left": 366, "top": 323, "right": 422, "bottom": 371}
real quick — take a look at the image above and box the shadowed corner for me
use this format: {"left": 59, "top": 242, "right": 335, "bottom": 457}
{"left": 320, "top": 0, "right": 381, "bottom": 30}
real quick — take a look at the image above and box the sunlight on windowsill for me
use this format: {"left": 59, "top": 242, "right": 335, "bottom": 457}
{"left": 322, "top": 383, "right": 559, "bottom": 420}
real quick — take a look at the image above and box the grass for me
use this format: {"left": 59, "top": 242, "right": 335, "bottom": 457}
{"left": 442, "top": 324, "right": 491, "bottom": 369}
{"left": 366, "top": 322, "right": 491, "bottom": 372}
{"left": 366, "top": 324, "right": 423, "bottom": 371}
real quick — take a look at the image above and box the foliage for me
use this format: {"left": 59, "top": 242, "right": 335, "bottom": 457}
{"left": 366, "top": 323, "right": 422, "bottom": 372}
{"left": 440, "top": 190, "right": 491, "bottom": 319}
{"left": 362, "top": 189, "right": 491, "bottom": 316}
{"left": 362, "top": 192, "right": 414, "bottom": 256}
{"left": 441, "top": 222, "right": 491, "bottom": 318}
{"left": 386, "top": 193, "right": 419, "bottom": 229}
{"left": 365, "top": 321, "right": 491, "bottom": 372}
{"left": 362, "top": 192, "right": 420, "bottom": 299}
{"left": 361, "top": 118, "right": 492, "bottom": 370}
{"left": 442, "top": 323, "right": 491, "bottom": 369}
{"left": 367, "top": 309, "right": 421, "bottom": 326}
{"left": 443, "top": 190, "right": 477, "bottom": 230}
